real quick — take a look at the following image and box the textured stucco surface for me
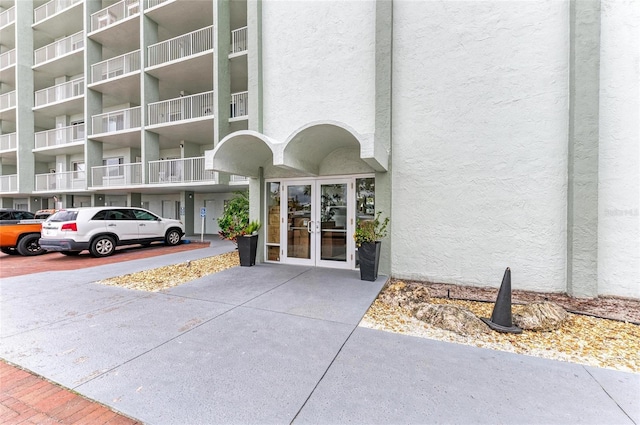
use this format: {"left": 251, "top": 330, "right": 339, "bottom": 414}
{"left": 261, "top": 1, "right": 376, "bottom": 143}
{"left": 390, "top": 1, "right": 569, "bottom": 291}
{"left": 597, "top": 0, "right": 640, "bottom": 298}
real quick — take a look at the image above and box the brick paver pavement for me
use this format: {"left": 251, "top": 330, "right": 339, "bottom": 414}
{"left": 0, "top": 360, "right": 141, "bottom": 424}
{"left": 0, "top": 241, "right": 208, "bottom": 278}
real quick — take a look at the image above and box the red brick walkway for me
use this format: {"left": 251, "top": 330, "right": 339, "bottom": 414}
{"left": 0, "top": 360, "right": 141, "bottom": 424}
{"left": 0, "top": 241, "right": 208, "bottom": 278}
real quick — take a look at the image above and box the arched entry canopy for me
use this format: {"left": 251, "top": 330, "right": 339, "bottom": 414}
{"left": 205, "top": 121, "right": 388, "bottom": 178}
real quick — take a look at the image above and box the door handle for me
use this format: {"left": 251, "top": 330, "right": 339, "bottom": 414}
{"left": 107, "top": 224, "right": 116, "bottom": 227}
{"left": 307, "top": 220, "right": 313, "bottom": 234}
{"left": 139, "top": 224, "right": 145, "bottom": 226}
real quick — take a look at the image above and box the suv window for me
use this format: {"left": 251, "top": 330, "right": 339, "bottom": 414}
{"left": 106, "top": 209, "right": 136, "bottom": 220}
{"left": 48, "top": 211, "right": 78, "bottom": 222}
{"left": 91, "top": 210, "right": 108, "bottom": 220}
{"left": 132, "top": 209, "right": 158, "bottom": 221}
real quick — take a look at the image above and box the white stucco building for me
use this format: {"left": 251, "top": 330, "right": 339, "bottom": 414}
{"left": 2, "top": 0, "right": 638, "bottom": 298}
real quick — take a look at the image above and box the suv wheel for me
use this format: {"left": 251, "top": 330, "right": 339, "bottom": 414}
{"left": 16, "top": 234, "right": 45, "bottom": 256}
{"left": 90, "top": 236, "right": 116, "bottom": 257}
{"left": 165, "top": 229, "right": 182, "bottom": 246}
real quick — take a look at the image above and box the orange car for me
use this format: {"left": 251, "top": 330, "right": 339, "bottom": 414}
{"left": 0, "top": 220, "right": 46, "bottom": 256}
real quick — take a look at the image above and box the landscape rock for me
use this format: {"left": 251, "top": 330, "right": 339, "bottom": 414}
{"left": 378, "top": 281, "right": 430, "bottom": 312}
{"left": 414, "top": 304, "right": 491, "bottom": 336}
{"left": 513, "top": 302, "right": 568, "bottom": 331}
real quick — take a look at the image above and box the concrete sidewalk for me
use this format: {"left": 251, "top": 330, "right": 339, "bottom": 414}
{"left": 1, "top": 240, "right": 638, "bottom": 424}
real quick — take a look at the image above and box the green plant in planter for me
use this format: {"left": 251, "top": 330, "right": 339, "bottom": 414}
{"left": 217, "top": 191, "right": 259, "bottom": 244}
{"left": 354, "top": 212, "right": 389, "bottom": 247}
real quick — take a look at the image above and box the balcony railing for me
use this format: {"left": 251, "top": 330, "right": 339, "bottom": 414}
{"left": 230, "top": 91, "right": 248, "bottom": 119}
{"left": 35, "top": 78, "right": 84, "bottom": 107}
{"left": 145, "top": 0, "right": 170, "bottom": 9}
{"left": 91, "top": 0, "right": 140, "bottom": 32}
{"left": 230, "top": 175, "right": 249, "bottom": 183}
{"left": 0, "top": 133, "right": 17, "bottom": 151}
{"left": 34, "top": 31, "right": 84, "bottom": 65}
{"left": 34, "top": 0, "right": 82, "bottom": 24}
{"left": 0, "top": 174, "right": 17, "bottom": 192}
{"left": 147, "top": 92, "right": 213, "bottom": 126}
{"left": 148, "top": 157, "right": 216, "bottom": 184}
{"left": 0, "top": 91, "right": 16, "bottom": 111}
{"left": 0, "top": 6, "right": 15, "bottom": 28}
{"left": 231, "top": 26, "right": 247, "bottom": 54}
{"left": 0, "top": 49, "right": 16, "bottom": 70}
{"left": 91, "top": 50, "right": 140, "bottom": 84}
{"left": 35, "top": 171, "right": 86, "bottom": 191}
{"left": 91, "top": 107, "right": 141, "bottom": 135}
{"left": 147, "top": 25, "right": 213, "bottom": 67}
{"left": 91, "top": 163, "right": 142, "bottom": 188}
{"left": 35, "top": 124, "right": 85, "bottom": 149}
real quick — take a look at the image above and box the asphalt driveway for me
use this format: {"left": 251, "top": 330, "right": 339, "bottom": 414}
{"left": 1, "top": 240, "right": 638, "bottom": 424}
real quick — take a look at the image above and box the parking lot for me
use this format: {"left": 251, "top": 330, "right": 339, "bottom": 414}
{"left": 0, "top": 241, "right": 209, "bottom": 278}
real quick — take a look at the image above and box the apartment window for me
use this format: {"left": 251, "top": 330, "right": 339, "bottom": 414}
{"left": 72, "top": 121, "right": 84, "bottom": 140}
{"left": 73, "top": 162, "right": 85, "bottom": 180}
{"left": 103, "top": 157, "right": 124, "bottom": 177}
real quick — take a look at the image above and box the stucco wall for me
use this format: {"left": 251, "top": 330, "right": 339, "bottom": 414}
{"left": 261, "top": 0, "right": 376, "bottom": 143}
{"left": 597, "top": 0, "right": 640, "bottom": 298}
{"left": 391, "top": 0, "right": 569, "bottom": 292}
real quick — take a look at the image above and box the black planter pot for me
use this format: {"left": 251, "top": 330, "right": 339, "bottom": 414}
{"left": 237, "top": 234, "right": 258, "bottom": 266}
{"left": 359, "top": 241, "right": 381, "bottom": 281}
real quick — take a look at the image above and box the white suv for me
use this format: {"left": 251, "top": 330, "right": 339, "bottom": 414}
{"left": 39, "top": 207, "right": 185, "bottom": 257}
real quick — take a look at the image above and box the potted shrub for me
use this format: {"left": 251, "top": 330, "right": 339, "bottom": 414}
{"left": 217, "top": 191, "right": 261, "bottom": 266}
{"left": 354, "top": 212, "right": 389, "bottom": 281}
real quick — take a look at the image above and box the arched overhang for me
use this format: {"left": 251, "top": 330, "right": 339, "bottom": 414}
{"left": 206, "top": 131, "right": 278, "bottom": 178}
{"left": 278, "top": 121, "right": 388, "bottom": 176}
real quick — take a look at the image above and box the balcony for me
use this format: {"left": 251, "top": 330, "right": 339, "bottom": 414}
{"left": 0, "top": 91, "right": 16, "bottom": 121}
{"left": 230, "top": 175, "right": 249, "bottom": 184}
{"left": 91, "top": 163, "right": 142, "bottom": 188}
{"left": 0, "top": 133, "right": 17, "bottom": 151}
{"left": 35, "top": 170, "right": 86, "bottom": 192}
{"left": 34, "top": 31, "right": 84, "bottom": 67}
{"left": 90, "top": 50, "right": 140, "bottom": 84}
{"left": 0, "top": 49, "right": 15, "bottom": 70}
{"left": 0, "top": 174, "right": 17, "bottom": 193}
{"left": 145, "top": 0, "right": 170, "bottom": 10}
{"left": 34, "top": 124, "right": 85, "bottom": 150}
{"left": 148, "top": 157, "right": 216, "bottom": 185}
{"left": 147, "top": 25, "right": 213, "bottom": 68}
{"left": 230, "top": 26, "right": 247, "bottom": 56}
{"left": 230, "top": 91, "right": 248, "bottom": 121}
{"left": 0, "top": 6, "right": 15, "bottom": 29}
{"left": 34, "top": 0, "right": 83, "bottom": 24}
{"left": 34, "top": 78, "right": 84, "bottom": 107}
{"left": 91, "top": 0, "right": 140, "bottom": 32}
{"left": 91, "top": 107, "right": 141, "bottom": 136}
{"left": 148, "top": 91, "right": 213, "bottom": 126}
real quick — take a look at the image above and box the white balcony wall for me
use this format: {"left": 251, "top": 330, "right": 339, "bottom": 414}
{"left": 230, "top": 175, "right": 248, "bottom": 183}
{"left": 35, "top": 124, "right": 85, "bottom": 149}
{"left": 231, "top": 26, "right": 247, "bottom": 54}
{"left": 91, "top": 107, "right": 141, "bottom": 134}
{"left": 34, "top": 31, "right": 84, "bottom": 65}
{"left": 0, "top": 49, "right": 15, "bottom": 70}
{"left": 0, "top": 174, "right": 17, "bottom": 192}
{"left": 91, "top": 0, "right": 140, "bottom": 32}
{"left": 91, "top": 163, "right": 142, "bottom": 187}
{"left": 0, "top": 91, "right": 16, "bottom": 110}
{"left": 35, "top": 171, "right": 86, "bottom": 191}
{"left": 0, "top": 6, "right": 15, "bottom": 28}
{"left": 148, "top": 157, "right": 216, "bottom": 184}
{"left": 230, "top": 91, "right": 248, "bottom": 119}
{"left": 34, "top": 78, "right": 84, "bottom": 107}
{"left": 34, "top": 0, "right": 82, "bottom": 24}
{"left": 91, "top": 50, "right": 140, "bottom": 83}
{"left": 147, "top": 92, "right": 213, "bottom": 125}
{"left": 147, "top": 25, "right": 213, "bottom": 67}
{"left": 0, "top": 133, "right": 17, "bottom": 151}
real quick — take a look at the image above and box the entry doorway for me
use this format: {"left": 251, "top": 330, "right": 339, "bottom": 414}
{"left": 265, "top": 176, "right": 375, "bottom": 269}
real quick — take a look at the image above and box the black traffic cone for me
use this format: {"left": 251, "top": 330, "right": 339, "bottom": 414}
{"left": 481, "top": 267, "right": 522, "bottom": 334}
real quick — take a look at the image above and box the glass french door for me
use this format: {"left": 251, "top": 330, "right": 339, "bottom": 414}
{"left": 282, "top": 179, "right": 353, "bottom": 268}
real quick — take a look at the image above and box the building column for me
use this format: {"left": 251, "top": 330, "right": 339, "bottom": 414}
{"left": 567, "top": 0, "right": 601, "bottom": 297}
{"left": 181, "top": 191, "right": 195, "bottom": 236}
